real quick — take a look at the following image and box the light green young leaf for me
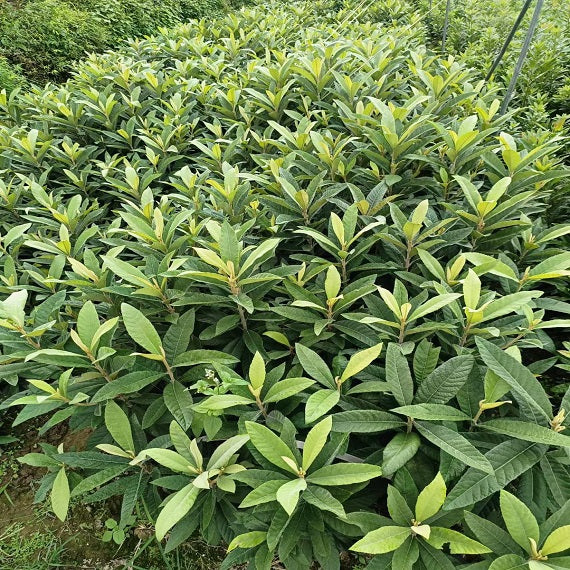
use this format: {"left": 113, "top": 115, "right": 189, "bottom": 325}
{"left": 207, "top": 434, "right": 250, "bottom": 470}
{"left": 276, "top": 478, "right": 307, "bottom": 515}
{"left": 541, "top": 526, "right": 570, "bottom": 555}
{"left": 307, "top": 463, "right": 382, "bottom": 486}
{"left": 325, "top": 265, "right": 342, "bottom": 300}
{"left": 463, "top": 269, "right": 481, "bottom": 310}
{"left": 245, "top": 421, "right": 298, "bottom": 474}
{"left": 249, "top": 351, "right": 266, "bottom": 391}
{"left": 51, "top": 467, "right": 70, "bottom": 522}
{"left": 302, "top": 416, "right": 332, "bottom": 472}
{"left": 415, "top": 472, "right": 446, "bottom": 522}
{"left": 77, "top": 301, "right": 99, "bottom": 346}
{"left": 263, "top": 377, "right": 315, "bottom": 403}
{"left": 427, "top": 527, "right": 491, "bottom": 554}
{"left": 105, "top": 401, "right": 135, "bottom": 454}
{"left": 305, "top": 389, "right": 340, "bottom": 424}
{"left": 340, "top": 343, "right": 383, "bottom": 383}
{"left": 121, "top": 303, "right": 162, "bottom": 356}
{"left": 409, "top": 294, "right": 462, "bottom": 322}
{"left": 500, "top": 490, "right": 539, "bottom": 552}
{"left": 351, "top": 526, "right": 411, "bottom": 554}
{"left": 155, "top": 484, "right": 200, "bottom": 541}
{"left": 488, "top": 554, "right": 528, "bottom": 570}
{"left": 227, "top": 531, "right": 267, "bottom": 552}
{"left": 0, "top": 289, "right": 27, "bottom": 327}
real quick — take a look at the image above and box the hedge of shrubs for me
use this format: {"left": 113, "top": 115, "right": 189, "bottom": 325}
{"left": 0, "top": 0, "right": 244, "bottom": 88}
{"left": 0, "top": 1, "right": 569, "bottom": 568}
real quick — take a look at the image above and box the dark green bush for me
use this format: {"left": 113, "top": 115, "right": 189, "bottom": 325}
{"left": 0, "top": 1, "right": 569, "bottom": 568}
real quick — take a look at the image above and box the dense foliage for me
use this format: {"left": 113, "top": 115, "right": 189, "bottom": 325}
{"left": 0, "top": 1, "right": 569, "bottom": 568}
{"left": 418, "top": 0, "right": 570, "bottom": 125}
{"left": 0, "top": 0, "right": 243, "bottom": 88}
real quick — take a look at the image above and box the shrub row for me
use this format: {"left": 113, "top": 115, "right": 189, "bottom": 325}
{"left": 0, "top": 0, "right": 244, "bottom": 88}
{"left": 0, "top": 1, "right": 569, "bottom": 568}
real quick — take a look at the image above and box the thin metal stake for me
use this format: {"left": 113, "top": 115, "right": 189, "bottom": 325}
{"left": 500, "top": 0, "right": 544, "bottom": 114}
{"left": 442, "top": 0, "right": 452, "bottom": 50}
{"left": 486, "top": 0, "right": 534, "bottom": 81}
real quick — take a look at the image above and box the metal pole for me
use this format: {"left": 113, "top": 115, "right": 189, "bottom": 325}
{"left": 500, "top": 0, "right": 544, "bottom": 114}
{"left": 485, "top": 0, "right": 534, "bottom": 81}
{"left": 442, "top": 0, "right": 453, "bottom": 51}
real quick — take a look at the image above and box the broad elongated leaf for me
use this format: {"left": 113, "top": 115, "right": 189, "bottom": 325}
{"left": 105, "top": 401, "right": 135, "bottom": 454}
{"left": 121, "top": 303, "right": 162, "bottom": 355}
{"left": 415, "top": 422, "right": 493, "bottom": 473}
{"left": 351, "top": 526, "right": 411, "bottom": 554}
{"left": 481, "top": 420, "right": 570, "bottom": 448}
{"left": 155, "top": 484, "right": 200, "bottom": 541}
{"left": 307, "top": 463, "right": 382, "bottom": 486}
{"left": 295, "top": 344, "right": 335, "bottom": 388}
{"left": 276, "top": 478, "right": 306, "bottom": 515}
{"left": 51, "top": 467, "right": 70, "bottom": 522}
{"left": 476, "top": 338, "right": 552, "bottom": 421}
{"left": 392, "top": 404, "right": 470, "bottom": 421}
{"left": 245, "top": 421, "right": 298, "bottom": 474}
{"left": 445, "top": 440, "right": 544, "bottom": 509}
{"left": 415, "top": 472, "right": 446, "bottom": 522}
{"left": 303, "top": 416, "right": 332, "bottom": 471}
{"left": 332, "top": 410, "right": 405, "bottom": 433}
{"left": 382, "top": 433, "right": 421, "bottom": 478}
{"left": 413, "top": 356, "right": 474, "bottom": 404}
{"left": 427, "top": 527, "right": 491, "bottom": 554}
{"left": 305, "top": 389, "right": 340, "bottom": 423}
{"left": 385, "top": 343, "right": 414, "bottom": 406}
{"left": 500, "top": 490, "right": 539, "bottom": 551}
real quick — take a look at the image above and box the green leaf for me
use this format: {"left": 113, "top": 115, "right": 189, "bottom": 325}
{"left": 409, "top": 294, "right": 462, "bottom": 322}
{"left": 325, "top": 265, "right": 341, "bottom": 300}
{"left": 302, "top": 486, "right": 346, "bottom": 518}
{"left": 332, "top": 410, "right": 405, "bottom": 433}
{"left": 392, "top": 537, "right": 419, "bottom": 570}
{"left": 295, "top": 344, "right": 334, "bottom": 388}
{"left": 415, "top": 422, "right": 493, "bottom": 473}
{"left": 77, "top": 301, "right": 99, "bottom": 346}
{"left": 143, "top": 449, "right": 194, "bottom": 473}
{"left": 155, "top": 484, "right": 200, "bottom": 541}
{"left": 305, "top": 389, "right": 340, "bottom": 424}
{"left": 488, "top": 555, "right": 528, "bottom": 570}
{"left": 387, "top": 485, "right": 414, "bottom": 525}
{"left": 207, "top": 434, "right": 250, "bottom": 470}
{"left": 464, "top": 511, "right": 523, "bottom": 556}
{"left": 249, "top": 351, "right": 265, "bottom": 391}
{"left": 121, "top": 303, "right": 162, "bottom": 355}
{"left": 382, "top": 433, "right": 421, "bottom": 478}
{"left": 481, "top": 420, "right": 570, "bottom": 448}
{"left": 413, "top": 340, "right": 440, "bottom": 383}
{"left": 239, "top": 480, "right": 286, "bottom": 508}
{"left": 340, "top": 343, "right": 383, "bottom": 382}
{"left": 164, "top": 382, "right": 193, "bottom": 431}
{"left": 427, "top": 527, "right": 491, "bottom": 554}
{"left": 385, "top": 343, "right": 414, "bottom": 406}
{"left": 173, "top": 350, "right": 239, "bottom": 367}
{"left": 541, "top": 526, "right": 570, "bottom": 555}
{"left": 105, "top": 401, "right": 135, "bottom": 454}
{"left": 263, "top": 377, "right": 315, "bottom": 403}
{"left": 392, "top": 404, "right": 470, "bottom": 422}
{"left": 463, "top": 269, "right": 481, "bottom": 310}
{"left": 444, "top": 440, "right": 544, "bottom": 510}
{"left": 276, "top": 478, "right": 307, "bottom": 515}
{"left": 163, "top": 310, "right": 195, "bottom": 362}
{"left": 302, "top": 416, "right": 332, "bottom": 472}
{"left": 500, "top": 490, "right": 539, "bottom": 552}
{"left": 476, "top": 338, "right": 552, "bottom": 421}
{"left": 351, "top": 526, "right": 411, "bottom": 554}
{"left": 92, "top": 372, "right": 163, "bottom": 403}
{"left": 50, "top": 468, "right": 70, "bottom": 522}
{"left": 245, "top": 421, "right": 298, "bottom": 474}
{"left": 0, "top": 289, "right": 27, "bottom": 326}
{"left": 227, "top": 531, "right": 267, "bottom": 552}
{"left": 413, "top": 356, "right": 474, "bottom": 404}
{"left": 415, "top": 472, "right": 446, "bottom": 522}
{"left": 307, "top": 463, "right": 381, "bottom": 486}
